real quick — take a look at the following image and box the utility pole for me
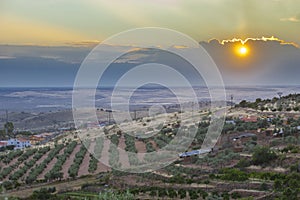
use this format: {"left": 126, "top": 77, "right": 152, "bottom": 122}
{"left": 277, "top": 92, "right": 283, "bottom": 111}
{"left": 134, "top": 110, "right": 137, "bottom": 121}
{"left": 230, "top": 95, "right": 234, "bottom": 109}
{"left": 5, "top": 110, "right": 8, "bottom": 135}
{"left": 192, "top": 102, "right": 194, "bottom": 120}
{"left": 107, "top": 110, "right": 112, "bottom": 125}
{"left": 108, "top": 111, "right": 111, "bottom": 125}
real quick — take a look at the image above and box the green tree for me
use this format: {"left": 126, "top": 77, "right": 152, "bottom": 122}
{"left": 4, "top": 122, "right": 14, "bottom": 136}
{"left": 252, "top": 146, "right": 277, "bottom": 165}
{"left": 98, "top": 190, "right": 134, "bottom": 200}
{"left": 236, "top": 158, "right": 251, "bottom": 169}
{"left": 274, "top": 179, "right": 282, "bottom": 191}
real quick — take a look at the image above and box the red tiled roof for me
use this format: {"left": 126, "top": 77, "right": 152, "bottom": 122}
{"left": 241, "top": 116, "right": 258, "bottom": 122}
{"left": 18, "top": 138, "right": 29, "bottom": 142}
{"left": 0, "top": 141, "right": 7, "bottom": 146}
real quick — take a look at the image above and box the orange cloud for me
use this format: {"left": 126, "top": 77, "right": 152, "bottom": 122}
{"left": 0, "top": 14, "right": 88, "bottom": 46}
{"left": 280, "top": 14, "right": 300, "bottom": 23}
{"left": 280, "top": 17, "right": 299, "bottom": 22}
{"left": 210, "top": 36, "right": 299, "bottom": 48}
{"left": 64, "top": 40, "right": 100, "bottom": 47}
{"left": 172, "top": 45, "right": 188, "bottom": 49}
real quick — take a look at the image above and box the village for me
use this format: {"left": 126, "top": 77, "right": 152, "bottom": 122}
{"left": 0, "top": 93, "right": 300, "bottom": 199}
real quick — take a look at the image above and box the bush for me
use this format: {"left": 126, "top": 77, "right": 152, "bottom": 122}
{"left": 189, "top": 190, "right": 199, "bottom": 199}
{"left": 2, "top": 181, "right": 13, "bottom": 190}
{"left": 98, "top": 191, "right": 134, "bottom": 200}
{"left": 235, "top": 158, "right": 251, "bottom": 169}
{"left": 219, "top": 168, "right": 249, "bottom": 182}
{"left": 259, "top": 182, "right": 268, "bottom": 191}
{"left": 28, "top": 188, "right": 57, "bottom": 200}
{"left": 231, "top": 192, "right": 241, "bottom": 199}
{"left": 252, "top": 146, "right": 277, "bottom": 165}
{"left": 178, "top": 189, "right": 186, "bottom": 199}
{"left": 158, "top": 188, "right": 167, "bottom": 197}
{"left": 167, "top": 189, "right": 177, "bottom": 198}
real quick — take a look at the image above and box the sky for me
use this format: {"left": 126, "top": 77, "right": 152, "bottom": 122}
{"left": 0, "top": 0, "right": 299, "bottom": 87}
{"left": 1, "top": 0, "right": 300, "bottom": 45}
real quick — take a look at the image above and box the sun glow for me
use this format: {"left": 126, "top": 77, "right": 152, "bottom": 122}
{"left": 236, "top": 46, "right": 249, "bottom": 57}
{"left": 240, "top": 47, "right": 247, "bottom": 54}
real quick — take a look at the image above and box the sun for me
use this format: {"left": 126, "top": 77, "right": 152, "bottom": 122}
{"left": 236, "top": 46, "right": 249, "bottom": 57}
{"left": 239, "top": 47, "right": 247, "bottom": 54}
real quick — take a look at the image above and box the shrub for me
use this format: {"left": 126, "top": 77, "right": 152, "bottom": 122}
{"left": 252, "top": 146, "right": 277, "bottom": 165}
{"left": 219, "top": 168, "right": 249, "bottom": 182}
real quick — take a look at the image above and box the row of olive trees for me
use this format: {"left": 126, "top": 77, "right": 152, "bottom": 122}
{"left": 144, "top": 142, "right": 156, "bottom": 163}
{"left": 0, "top": 162, "right": 20, "bottom": 180}
{"left": 1, "top": 149, "right": 23, "bottom": 164}
{"left": 26, "top": 144, "right": 64, "bottom": 184}
{"left": 9, "top": 147, "right": 49, "bottom": 181}
{"left": 128, "top": 186, "right": 211, "bottom": 200}
{"left": 124, "top": 133, "right": 141, "bottom": 166}
{"left": 88, "top": 137, "right": 104, "bottom": 173}
{"left": 17, "top": 148, "right": 37, "bottom": 162}
{"left": 68, "top": 143, "right": 88, "bottom": 178}
{"left": 108, "top": 134, "right": 120, "bottom": 169}
{"left": 45, "top": 141, "right": 77, "bottom": 181}
{"left": 0, "top": 149, "right": 30, "bottom": 180}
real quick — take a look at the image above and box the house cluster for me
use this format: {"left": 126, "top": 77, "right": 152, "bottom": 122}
{"left": 29, "top": 132, "right": 54, "bottom": 145}
{"left": 0, "top": 138, "right": 31, "bottom": 150}
{"left": 0, "top": 132, "right": 57, "bottom": 150}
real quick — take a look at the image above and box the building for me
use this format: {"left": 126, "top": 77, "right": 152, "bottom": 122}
{"left": 30, "top": 133, "right": 55, "bottom": 145}
{"left": 225, "top": 120, "right": 236, "bottom": 125}
{"left": 178, "top": 148, "right": 212, "bottom": 158}
{"left": 232, "top": 133, "right": 257, "bottom": 152}
{"left": 29, "top": 135, "right": 46, "bottom": 145}
{"left": 0, "top": 141, "right": 7, "bottom": 148}
{"left": 30, "top": 133, "right": 51, "bottom": 144}
{"left": 241, "top": 116, "right": 258, "bottom": 123}
{"left": 7, "top": 138, "right": 31, "bottom": 150}
{"left": 232, "top": 133, "right": 257, "bottom": 142}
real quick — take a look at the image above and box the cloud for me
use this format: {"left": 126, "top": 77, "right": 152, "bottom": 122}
{"left": 0, "top": 45, "right": 91, "bottom": 64}
{"left": 213, "top": 36, "right": 299, "bottom": 48}
{"left": 0, "top": 56, "right": 16, "bottom": 59}
{"left": 172, "top": 45, "right": 189, "bottom": 49}
{"left": 280, "top": 17, "right": 299, "bottom": 22}
{"left": 1, "top": 36, "right": 300, "bottom": 87}
{"left": 280, "top": 13, "right": 300, "bottom": 23}
{"left": 64, "top": 40, "right": 100, "bottom": 47}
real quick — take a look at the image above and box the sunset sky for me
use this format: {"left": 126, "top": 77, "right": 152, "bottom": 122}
{"left": 0, "top": 0, "right": 299, "bottom": 46}
{"left": 0, "top": 0, "right": 299, "bottom": 87}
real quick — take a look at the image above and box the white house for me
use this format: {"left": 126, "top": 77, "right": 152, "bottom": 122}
{"left": 7, "top": 138, "right": 31, "bottom": 150}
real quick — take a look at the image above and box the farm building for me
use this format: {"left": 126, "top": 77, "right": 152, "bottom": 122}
{"left": 7, "top": 138, "right": 31, "bottom": 150}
